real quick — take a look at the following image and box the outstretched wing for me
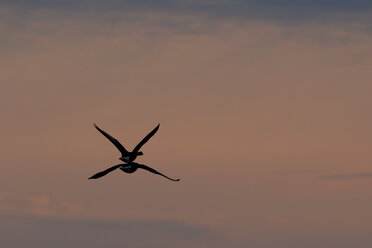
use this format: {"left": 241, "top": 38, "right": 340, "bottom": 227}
{"left": 94, "top": 124, "right": 129, "bottom": 157}
{"left": 132, "top": 124, "right": 160, "bottom": 153}
{"left": 137, "top": 163, "right": 180, "bottom": 182}
{"left": 88, "top": 164, "right": 122, "bottom": 179}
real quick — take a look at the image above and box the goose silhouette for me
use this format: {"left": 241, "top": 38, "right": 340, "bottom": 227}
{"left": 94, "top": 123, "right": 159, "bottom": 163}
{"left": 90, "top": 123, "right": 180, "bottom": 181}
{"left": 88, "top": 162, "right": 180, "bottom": 181}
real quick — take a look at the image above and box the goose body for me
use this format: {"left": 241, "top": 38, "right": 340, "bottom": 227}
{"left": 119, "top": 164, "right": 138, "bottom": 173}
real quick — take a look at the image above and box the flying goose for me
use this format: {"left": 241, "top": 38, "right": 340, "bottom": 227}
{"left": 94, "top": 123, "right": 159, "bottom": 163}
{"left": 88, "top": 162, "right": 180, "bottom": 181}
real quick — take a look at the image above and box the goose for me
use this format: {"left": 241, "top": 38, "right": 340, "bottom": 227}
{"left": 88, "top": 162, "right": 180, "bottom": 181}
{"left": 94, "top": 123, "right": 159, "bottom": 163}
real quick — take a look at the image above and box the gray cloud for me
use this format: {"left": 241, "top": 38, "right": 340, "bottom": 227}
{"left": 1, "top": 0, "right": 372, "bottom": 40}
{"left": 2, "top": 0, "right": 372, "bottom": 21}
{"left": 0, "top": 215, "right": 223, "bottom": 248}
{"left": 323, "top": 172, "right": 372, "bottom": 180}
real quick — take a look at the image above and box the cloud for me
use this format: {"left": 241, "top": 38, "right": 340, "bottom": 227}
{"left": 0, "top": 194, "right": 83, "bottom": 217}
{"left": 1, "top": 0, "right": 372, "bottom": 52}
{"left": 1, "top": 0, "right": 372, "bottom": 23}
{"left": 0, "top": 215, "right": 222, "bottom": 248}
{"left": 323, "top": 172, "right": 372, "bottom": 180}
{"left": 0, "top": 194, "right": 228, "bottom": 247}
{"left": 3, "top": 0, "right": 372, "bottom": 12}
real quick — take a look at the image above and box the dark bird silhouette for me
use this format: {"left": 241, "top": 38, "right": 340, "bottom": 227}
{"left": 94, "top": 123, "right": 159, "bottom": 163}
{"left": 88, "top": 162, "right": 180, "bottom": 181}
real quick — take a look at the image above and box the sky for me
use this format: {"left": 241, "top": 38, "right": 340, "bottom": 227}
{"left": 1, "top": 1, "right": 372, "bottom": 247}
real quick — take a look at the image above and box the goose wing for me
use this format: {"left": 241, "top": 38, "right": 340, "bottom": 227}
{"left": 132, "top": 124, "right": 160, "bottom": 154}
{"left": 88, "top": 164, "right": 122, "bottom": 179}
{"left": 94, "top": 124, "right": 129, "bottom": 157}
{"left": 137, "top": 163, "right": 180, "bottom": 182}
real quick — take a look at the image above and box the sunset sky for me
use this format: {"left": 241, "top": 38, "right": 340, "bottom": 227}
{"left": 1, "top": 1, "right": 372, "bottom": 247}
